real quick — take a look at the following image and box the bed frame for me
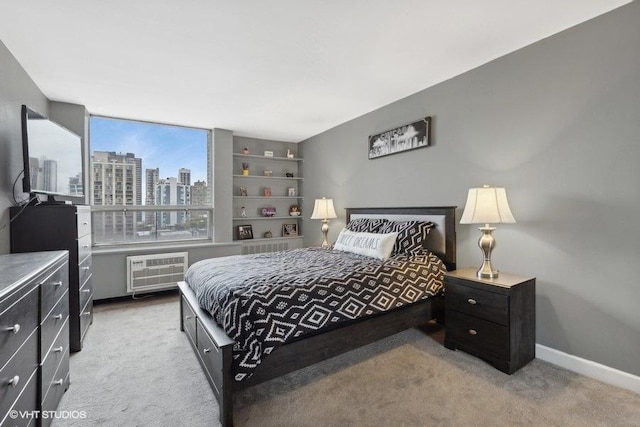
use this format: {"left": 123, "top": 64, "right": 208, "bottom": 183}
{"left": 178, "top": 206, "right": 456, "bottom": 426}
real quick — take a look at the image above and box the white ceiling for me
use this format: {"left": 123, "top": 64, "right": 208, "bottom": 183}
{"left": 0, "top": 1, "right": 630, "bottom": 142}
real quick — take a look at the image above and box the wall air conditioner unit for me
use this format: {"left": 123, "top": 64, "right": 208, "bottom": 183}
{"left": 126, "top": 252, "right": 188, "bottom": 294}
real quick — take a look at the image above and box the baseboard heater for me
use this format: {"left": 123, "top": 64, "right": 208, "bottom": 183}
{"left": 126, "top": 252, "right": 188, "bottom": 294}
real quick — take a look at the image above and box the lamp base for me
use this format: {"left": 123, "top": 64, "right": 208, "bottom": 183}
{"left": 476, "top": 225, "right": 499, "bottom": 279}
{"left": 320, "top": 219, "right": 331, "bottom": 249}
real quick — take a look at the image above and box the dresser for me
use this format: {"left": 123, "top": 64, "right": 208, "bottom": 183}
{"left": 10, "top": 204, "right": 93, "bottom": 352}
{"left": 0, "top": 251, "right": 69, "bottom": 427}
{"left": 444, "top": 268, "right": 536, "bottom": 374}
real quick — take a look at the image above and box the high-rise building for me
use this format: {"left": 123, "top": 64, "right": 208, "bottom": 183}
{"left": 190, "top": 180, "right": 209, "bottom": 206}
{"left": 145, "top": 168, "right": 159, "bottom": 205}
{"left": 69, "top": 173, "right": 83, "bottom": 196}
{"left": 179, "top": 168, "right": 191, "bottom": 186}
{"left": 156, "top": 177, "right": 190, "bottom": 226}
{"left": 91, "top": 151, "right": 142, "bottom": 241}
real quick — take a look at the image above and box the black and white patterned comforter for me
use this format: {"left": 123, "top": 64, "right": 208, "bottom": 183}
{"left": 185, "top": 247, "right": 445, "bottom": 382}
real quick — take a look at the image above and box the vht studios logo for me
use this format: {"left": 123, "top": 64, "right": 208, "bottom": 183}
{"left": 9, "top": 410, "right": 87, "bottom": 420}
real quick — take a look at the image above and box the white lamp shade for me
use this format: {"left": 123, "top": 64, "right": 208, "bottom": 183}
{"left": 460, "top": 186, "right": 516, "bottom": 224}
{"left": 310, "top": 197, "right": 337, "bottom": 220}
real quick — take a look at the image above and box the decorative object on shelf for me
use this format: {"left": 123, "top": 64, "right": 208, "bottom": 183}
{"left": 311, "top": 197, "right": 337, "bottom": 249}
{"left": 240, "top": 207, "right": 247, "bottom": 218}
{"left": 264, "top": 170, "right": 273, "bottom": 177}
{"left": 288, "top": 187, "right": 296, "bottom": 197}
{"left": 289, "top": 205, "right": 301, "bottom": 216}
{"left": 282, "top": 223, "right": 298, "bottom": 237}
{"left": 368, "top": 116, "right": 431, "bottom": 160}
{"left": 261, "top": 206, "right": 276, "bottom": 217}
{"left": 285, "top": 172, "right": 294, "bottom": 178}
{"left": 287, "top": 149, "right": 295, "bottom": 159}
{"left": 264, "top": 150, "right": 274, "bottom": 157}
{"left": 264, "top": 187, "right": 272, "bottom": 197}
{"left": 239, "top": 186, "right": 248, "bottom": 196}
{"left": 242, "top": 162, "right": 250, "bottom": 176}
{"left": 264, "top": 230, "right": 273, "bottom": 238}
{"left": 460, "top": 185, "right": 516, "bottom": 279}
{"left": 237, "top": 224, "right": 254, "bottom": 240}
{"left": 242, "top": 147, "right": 250, "bottom": 155}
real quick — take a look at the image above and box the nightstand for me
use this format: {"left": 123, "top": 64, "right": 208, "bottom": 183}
{"left": 443, "top": 268, "right": 535, "bottom": 374}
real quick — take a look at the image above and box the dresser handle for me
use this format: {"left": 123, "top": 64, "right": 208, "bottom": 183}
{"left": 82, "top": 289, "right": 91, "bottom": 293}
{"left": 7, "top": 376, "right": 20, "bottom": 387}
{"left": 6, "top": 324, "right": 21, "bottom": 334}
{"left": 53, "top": 379, "right": 64, "bottom": 386}
{"left": 52, "top": 280, "right": 63, "bottom": 287}
{"left": 83, "top": 245, "right": 90, "bottom": 248}
{"left": 203, "top": 348, "right": 211, "bottom": 354}
{"left": 82, "top": 267, "right": 91, "bottom": 271}
{"left": 468, "top": 329, "right": 478, "bottom": 336}
{"left": 53, "top": 314, "right": 63, "bottom": 320}
{"left": 53, "top": 346, "right": 64, "bottom": 353}
{"left": 185, "top": 315, "right": 192, "bottom": 320}
{"left": 83, "top": 311, "right": 91, "bottom": 316}
{"left": 467, "top": 298, "right": 477, "bottom": 305}
{"left": 82, "top": 222, "right": 89, "bottom": 225}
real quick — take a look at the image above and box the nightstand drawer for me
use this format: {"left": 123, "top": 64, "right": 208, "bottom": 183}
{"left": 446, "top": 310, "right": 509, "bottom": 360}
{"left": 446, "top": 280, "right": 508, "bottom": 325}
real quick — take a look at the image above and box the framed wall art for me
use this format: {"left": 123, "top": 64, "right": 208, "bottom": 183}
{"left": 368, "top": 117, "right": 431, "bottom": 159}
{"left": 236, "top": 224, "right": 254, "bottom": 240}
{"left": 282, "top": 223, "right": 298, "bottom": 237}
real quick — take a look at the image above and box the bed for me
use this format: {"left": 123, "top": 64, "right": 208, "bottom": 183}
{"left": 178, "top": 206, "right": 456, "bottom": 426}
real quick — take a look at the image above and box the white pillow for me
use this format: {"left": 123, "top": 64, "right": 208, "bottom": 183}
{"left": 333, "top": 228, "right": 399, "bottom": 260}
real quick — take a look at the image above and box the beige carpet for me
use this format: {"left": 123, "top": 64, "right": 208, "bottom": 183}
{"left": 53, "top": 293, "right": 640, "bottom": 427}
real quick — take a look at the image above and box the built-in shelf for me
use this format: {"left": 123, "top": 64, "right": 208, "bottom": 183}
{"left": 234, "top": 153, "right": 303, "bottom": 162}
{"left": 233, "top": 196, "right": 303, "bottom": 200}
{"left": 233, "top": 216, "right": 304, "bottom": 221}
{"left": 233, "top": 175, "right": 303, "bottom": 181}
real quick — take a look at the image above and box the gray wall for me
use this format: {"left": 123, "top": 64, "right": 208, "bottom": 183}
{"left": 301, "top": 2, "right": 640, "bottom": 376}
{"left": 0, "top": 40, "right": 49, "bottom": 254}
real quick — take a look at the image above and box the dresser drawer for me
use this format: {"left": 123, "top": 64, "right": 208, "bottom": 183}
{"left": 79, "top": 255, "right": 92, "bottom": 289}
{"left": 1, "top": 368, "right": 38, "bottom": 427}
{"left": 0, "top": 329, "right": 38, "bottom": 421}
{"left": 446, "top": 280, "right": 509, "bottom": 325}
{"left": 181, "top": 296, "right": 197, "bottom": 347}
{"left": 79, "top": 277, "right": 93, "bottom": 310}
{"left": 39, "top": 263, "right": 69, "bottom": 321}
{"left": 79, "top": 297, "right": 93, "bottom": 341}
{"left": 446, "top": 310, "right": 509, "bottom": 361}
{"left": 0, "top": 286, "right": 39, "bottom": 370}
{"left": 77, "top": 234, "right": 92, "bottom": 267}
{"left": 41, "top": 320, "right": 69, "bottom": 401}
{"left": 197, "top": 318, "right": 223, "bottom": 393}
{"left": 76, "top": 209, "right": 92, "bottom": 239}
{"left": 41, "top": 291, "right": 69, "bottom": 357}
{"left": 40, "top": 354, "right": 70, "bottom": 427}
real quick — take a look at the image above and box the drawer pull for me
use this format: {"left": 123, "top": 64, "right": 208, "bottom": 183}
{"left": 203, "top": 348, "right": 211, "bottom": 354}
{"left": 468, "top": 329, "right": 478, "bottom": 336}
{"left": 53, "top": 346, "right": 64, "bottom": 353}
{"left": 82, "top": 222, "right": 89, "bottom": 225}
{"left": 7, "top": 376, "right": 20, "bottom": 387}
{"left": 52, "top": 280, "right": 63, "bottom": 287}
{"left": 54, "top": 314, "right": 63, "bottom": 320}
{"left": 6, "top": 324, "right": 21, "bottom": 334}
{"left": 82, "top": 266, "right": 91, "bottom": 271}
{"left": 467, "top": 298, "right": 477, "bottom": 305}
{"left": 83, "top": 245, "right": 90, "bottom": 248}
{"left": 83, "top": 311, "right": 91, "bottom": 316}
{"left": 53, "top": 379, "right": 64, "bottom": 386}
{"left": 185, "top": 315, "right": 193, "bottom": 320}
{"left": 82, "top": 289, "right": 91, "bottom": 293}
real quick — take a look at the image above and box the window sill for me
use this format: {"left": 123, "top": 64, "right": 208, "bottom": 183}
{"left": 92, "top": 240, "right": 241, "bottom": 256}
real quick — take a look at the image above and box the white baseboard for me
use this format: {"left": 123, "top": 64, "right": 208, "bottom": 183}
{"left": 536, "top": 344, "right": 640, "bottom": 395}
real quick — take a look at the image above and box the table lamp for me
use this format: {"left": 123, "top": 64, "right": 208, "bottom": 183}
{"left": 310, "top": 197, "right": 337, "bottom": 249}
{"left": 460, "top": 185, "right": 516, "bottom": 279}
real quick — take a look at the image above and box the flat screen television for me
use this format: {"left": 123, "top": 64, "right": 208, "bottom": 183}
{"left": 21, "top": 105, "right": 84, "bottom": 202}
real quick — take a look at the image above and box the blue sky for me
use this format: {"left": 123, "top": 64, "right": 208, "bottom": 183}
{"left": 90, "top": 116, "right": 209, "bottom": 185}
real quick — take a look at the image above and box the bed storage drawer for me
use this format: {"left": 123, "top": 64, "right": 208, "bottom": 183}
{"left": 196, "top": 318, "right": 223, "bottom": 393}
{"left": 181, "top": 296, "right": 197, "bottom": 347}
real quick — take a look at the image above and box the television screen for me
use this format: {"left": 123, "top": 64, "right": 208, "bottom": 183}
{"left": 21, "top": 105, "right": 84, "bottom": 198}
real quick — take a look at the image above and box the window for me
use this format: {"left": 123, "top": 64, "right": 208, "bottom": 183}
{"left": 90, "top": 116, "right": 212, "bottom": 245}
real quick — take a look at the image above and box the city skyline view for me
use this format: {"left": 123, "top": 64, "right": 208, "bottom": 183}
{"left": 90, "top": 116, "right": 209, "bottom": 196}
